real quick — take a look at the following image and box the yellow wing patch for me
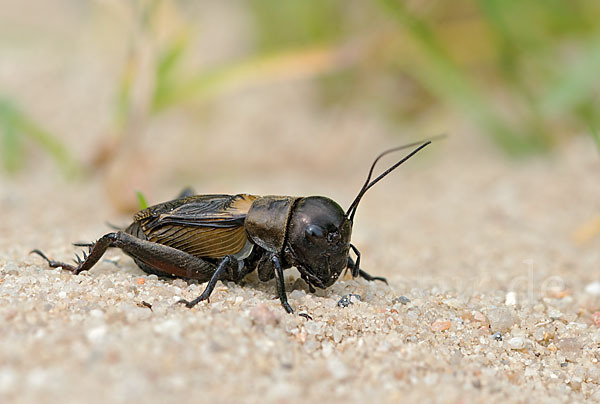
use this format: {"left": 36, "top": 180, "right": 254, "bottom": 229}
{"left": 148, "top": 225, "right": 249, "bottom": 259}
{"left": 135, "top": 194, "right": 257, "bottom": 259}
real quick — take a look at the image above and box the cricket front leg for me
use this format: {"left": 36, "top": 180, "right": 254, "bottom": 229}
{"left": 271, "top": 254, "right": 294, "bottom": 314}
{"left": 347, "top": 253, "right": 388, "bottom": 284}
{"left": 177, "top": 255, "right": 242, "bottom": 308}
{"left": 256, "top": 252, "right": 294, "bottom": 313}
{"left": 348, "top": 243, "right": 387, "bottom": 283}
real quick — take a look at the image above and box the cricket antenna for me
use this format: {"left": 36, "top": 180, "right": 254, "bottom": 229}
{"left": 346, "top": 136, "right": 442, "bottom": 222}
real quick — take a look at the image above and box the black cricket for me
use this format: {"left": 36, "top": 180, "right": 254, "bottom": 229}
{"left": 32, "top": 141, "right": 432, "bottom": 313}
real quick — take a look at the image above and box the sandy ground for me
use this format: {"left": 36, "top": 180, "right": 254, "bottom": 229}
{"left": 1, "top": 135, "right": 600, "bottom": 404}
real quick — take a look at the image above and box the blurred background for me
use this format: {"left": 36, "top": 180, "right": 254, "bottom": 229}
{"left": 0, "top": 0, "right": 598, "bottom": 216}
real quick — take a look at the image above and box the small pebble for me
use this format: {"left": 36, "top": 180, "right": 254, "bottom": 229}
{"left": 533, "top": 328, "right": 546, "bottom": 342}
{"left": 337, "top": 294, "right": 361, "bottom": 308}
{"left": 568, "top": 377, "right": 582, "bottom": 391}
{"left": 546, "top": 287, "right": 569, "bottom": 299}
{"left": 289, "top": 290, "right": 306, "bottom": 300}
{"left": 493, "top": 332, "right": 502, "bottom": 341}
{"left": 548, "top": 309, "right": 562, "bottom": 320}
{"left": 305, "top": 321, "right": 323, "bottom": 335}
{"left": 332, "top": 328, "right": 343, "bottom": 343}
{"left": 508, "top": 337, "right": 525, "bottom": 350}
{"left": 557, "top": 338, "right": 581, "bottom": 361}
{"left": 430, "top": 320, "right": 451, "bottom": 332}
{"left": 505, "top": 291, "right": 517, "bottom": 306}
{"left": 86, "top": 326, "right": 107, "bottom": 343}
{"left": 487, "top": 307, "right": 515, "bottom": 332}
{"left": 392, "top": 296, "right": 411, "bottom": 305}
{"left": 327, "top": 358, "right": 348, "bottom": 380}
{"left": 592, "top": 312, "right": 600, "bottom": 326}
{"left": 136, "top": 278, "right": 145, "bottom": 285}
{"left": 473, "top": 311, "right": 489, "bottom": 325}
{"left": 585, "top": 281, "right": 600, "bottom": 296}
{"left": 153, "top": 319, "right": 182, "bottom": 339}
{"left": 250, "top": 304, "right": 279, "bottom": 326}
{"left": 3, "top": 262, "right": 19, "bottom": 275}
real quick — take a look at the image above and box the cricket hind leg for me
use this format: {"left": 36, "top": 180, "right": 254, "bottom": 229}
{"left": 33, "top": 230, "right": 250, "bottom": 310}
{"left": 132, "top": 259, "right": 177, "bottom": 279}
{"left": 32, "top": 233, "right": 117, "bottom": 274}
{"left": 33, "top": 231, "right": 218, "bottom": 281}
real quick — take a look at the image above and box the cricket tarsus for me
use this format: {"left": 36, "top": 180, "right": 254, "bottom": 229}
{"left": 32, "top": 233, "right": 116, "bottom": 274}
{"left": 176, "top": 255, "right": 234, "bottom": 308}
{"left": 31, "top": 249, "right": 80, "bottom": 273}
{"left": 347, "top": 256, "right": 387, "bottom": 284}
{"left": 358, "top": 269, "right": 388, "bottom": 284}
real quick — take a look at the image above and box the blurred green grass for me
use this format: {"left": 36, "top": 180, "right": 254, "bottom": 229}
{"left": 252, "top": 0, "right": 600, "bottom": 155}
{"left": 2, "top": 0, "right": 599, "bottom": 176}
{"left": 0, "top": 97, "right": 80, "bottom": 177}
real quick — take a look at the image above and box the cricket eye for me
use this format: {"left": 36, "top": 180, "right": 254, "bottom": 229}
{"left": 305, "top": 225, "right": 324, "bottom": 240}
